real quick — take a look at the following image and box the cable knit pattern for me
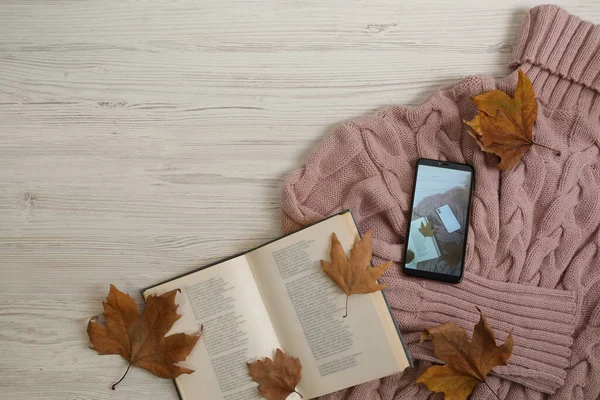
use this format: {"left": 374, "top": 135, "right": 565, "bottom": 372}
{"left": 281, "top": 5, "right": 600, "bottom": 400}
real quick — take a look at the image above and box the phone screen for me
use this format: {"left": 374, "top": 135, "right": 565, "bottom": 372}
{"left": 403, "top": 160, "right": 474, "bottom": 283}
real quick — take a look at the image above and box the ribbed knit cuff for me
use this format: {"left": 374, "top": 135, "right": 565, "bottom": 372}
{"left": 511, "top": 5, "right": 600, "bottom": 112}
{"left": 388, "top": 272, "right": 578, "bottom": 394}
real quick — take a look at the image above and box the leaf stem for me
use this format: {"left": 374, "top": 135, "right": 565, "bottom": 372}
{"left": 343, "top": 296, "right": 349, "bottom": 318}
{"left": 111, "top": 364, "right": 132, "bottom": 390}
{"left": 533, "top": 142, "right": 561, "bottom": 156}
{"left": 294, "top": 390, "right": 304, "bottom": 398}
{"left": 483, "top": 380, "right": 502, "bottom": 400}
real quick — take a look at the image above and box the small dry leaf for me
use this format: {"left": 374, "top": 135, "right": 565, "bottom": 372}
{"left": 464, "top": 69, "right": 538, "bottom": 170}
{"left": 321, "top": 231, "right": 392, "bottom": 316}
{"left": 441, "top": 242, "right": 462, "bottom": 269}
{"left": 416, "top": 308, "right": 514, "bottom": 400}
{"left": 247, "top": 348, "right": 303, "bottom": 400}
{"left": 419, "top": 221, "right": 436, "bottom": 237}
{"left": 406, "top": 249, "right": 415, "bottom": 264}
{"left": 87, "top": 285, "right": 201, "bottom": 389}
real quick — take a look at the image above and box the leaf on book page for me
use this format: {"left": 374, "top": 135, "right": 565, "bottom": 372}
{"left": 464, "top": 69, "right": 557, "bottom": 170}
{"left": 416, "top": 308, "right": 514, "bottom": 400}
{"left": 419, "top": 221, "right": 436, "bottom": 237}
{"left": 441, "top": 242, "right": 462, "bottom": 269}
{"left": 247, "top": 348, "right": 303, "bottom": 400}
{"left": 87, "top": 285, "right": 202, "bottom": 390}
{"left": 321, "top": 230, "right": 392, "bottom": 317}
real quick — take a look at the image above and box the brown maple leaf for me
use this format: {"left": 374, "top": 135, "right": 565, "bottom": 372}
{"left": 419, "top": 221, "right": 436, "bottom": 237}
{"left": 416, "top": 307, "right": 513, "bottom": 400}
{"left": 87, "top": 285, "right": 201, "bottom": 389}
{"left": 247, "top": 348, "right": 303, "bottom": 400}
{"left": 441, "top": 242, "right": 462, "bottom": 269}
{"left": 465, "top": 69, "right": 547, "bottom": 170}
{"left": 405, "top": 249, "right": 415, "bottom": 264}
{"left": 321, "top": 230, "right": 392, "bottom": 317}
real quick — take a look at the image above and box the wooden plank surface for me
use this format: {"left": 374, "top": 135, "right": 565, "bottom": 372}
{"left": 1, "top": 0, "right": 598, "bottom": 398}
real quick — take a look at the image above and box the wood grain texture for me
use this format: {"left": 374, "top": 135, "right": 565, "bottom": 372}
{"left": 1, "top": 0, "right": 598, "bottom": 398}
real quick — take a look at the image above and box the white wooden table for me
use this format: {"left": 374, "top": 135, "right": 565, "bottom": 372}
{"left": 1, "top": 1, "right": 598, "bottom": 398}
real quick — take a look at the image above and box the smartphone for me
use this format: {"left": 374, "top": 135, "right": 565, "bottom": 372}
{"left": 402, "top": 159, "right": 474, "bottom": 283}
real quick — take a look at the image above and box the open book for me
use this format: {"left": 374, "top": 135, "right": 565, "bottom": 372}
{"left": 406, "top": 216, "right": 441, "bottom": 266}
{"left": 143, "top": 211, "right": 412, "bottom": 400}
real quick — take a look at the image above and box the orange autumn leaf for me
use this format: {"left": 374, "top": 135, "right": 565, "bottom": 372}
{"left": 87, "top": 285, "right": 201, "bottom": 389}
{"left": 416, "top": 308, "right": 513, "bottom": 400}
{"left": 321, "top": 230, "right": 392, "bottom": 317}
{"left": 247, "top": 348, "right": 303, "bottom": 400}
{"left": 465, "top": 69, "right": 538, "bottom": 170}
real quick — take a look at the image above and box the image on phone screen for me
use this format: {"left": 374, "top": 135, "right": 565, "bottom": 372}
{"left": 403, "top": 160, "right": 473, "bottom": 282}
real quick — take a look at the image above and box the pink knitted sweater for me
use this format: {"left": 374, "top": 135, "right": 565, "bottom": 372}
{"left": 281, "top": 5, "right": 600, "bottom": 400}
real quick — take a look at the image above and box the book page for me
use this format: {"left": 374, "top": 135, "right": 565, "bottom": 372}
{"left": 406, "top": 216, "right": 441, "bottom": 267}
{"left": 143, "top": 256, "right": 287, "bottom": 400}
{"left": 246, "top": 213, "right": 409, "bottom": 399}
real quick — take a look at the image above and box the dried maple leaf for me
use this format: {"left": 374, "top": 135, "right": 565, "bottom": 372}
{"left": 87, "top": 285, "right": 201, "bottom": 389}
{"left": 465, "top": 69, "right": 541, "bottom": 170}
{"left": 419, "top": 221, "right": 436, "bottom": 237}
{"left": 441, "top": 242, "right": 462, "bottom": 269}
{"left": 406, "top": 249, "right": 415, "bottom": 264}
{"left": 321, "top": 230, "right": 392, "bottom": 317}
{"left": 416, "top": 308, "right": 513, "bottom": 400}
{"left": 247, "top": 348, "right": 303, "bottom": 400}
